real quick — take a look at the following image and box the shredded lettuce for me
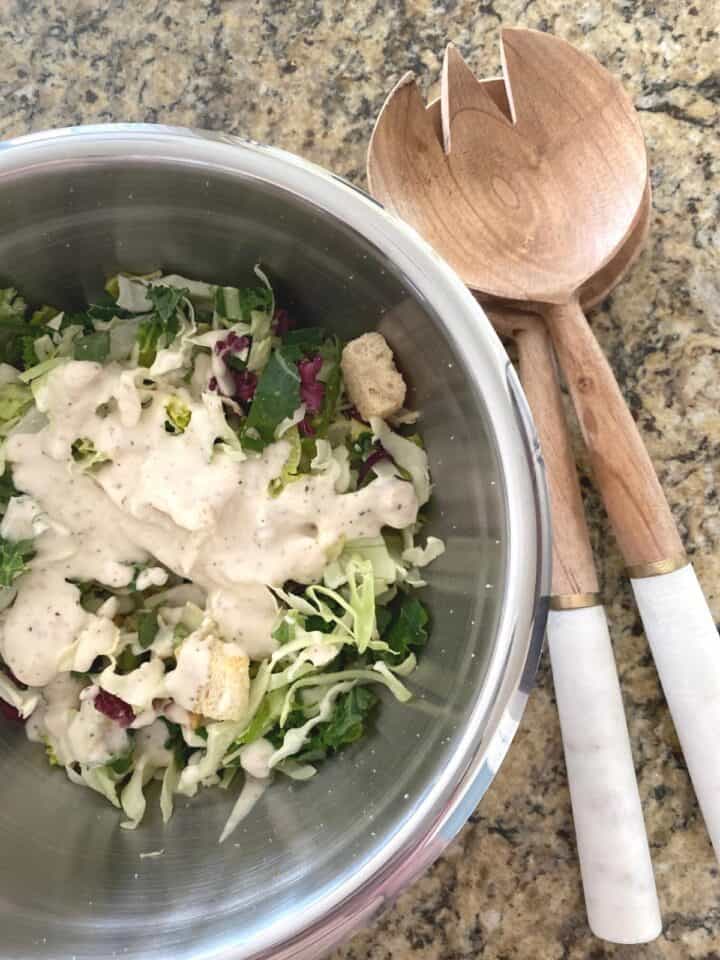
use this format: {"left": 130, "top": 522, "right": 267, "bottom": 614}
{"left": 0, "top": 671, "right": 40, "bottom": 718}
{"left": 176, "top": 720, "right": 246, "bottom": 796}
{"left": 0, "top": 535, "right": 34, "bottom": 587}
{"left": 271, "top": 679, "right": 358, "bottom": 766}
{"left": 120, "top": 758, "right": 153, "bottom": 829}
{"left": 0, "top": 288, "right": 26, "bottom": 324}
{"left": 286, "top": 686, "right": 379, "bottom": 765}
{"left": 160, "top": 754, "right": 180, "bottom": 823}
{"left": 0, "top": 381, "right": 33, "bottom": 433}
{"left": 0, "top": 469, "right": 20, "bottom": 515}
{"left": 324, "top": 536, "right": 403, "bottom": 593}
{"left": 81, "top": 764, "right": 122, "bottom": 808}
{"left": 370, "top": 416, "right": 431, "bottom": 505}
{"left": 218, "top": 774, "right": 269, "bottom": 844}
{"left": 244, "top": 349, "right": 301, "bottom": 447}
{"left": 98, "top": 657, "right": 165, "bottom": 711}
{"left": 71, "top": 437, "right": 111, "bottom": 472}
{"left": 278, "top": 665, "right": 411, "bottom": 731}
{"left": 165, "top": 396, "right": 192, "bottom": 434}
{"left": 268, "top": 426, "right": 302, "bottom": 496}
{"left": 199, "top": 392, "right": 246, "bottom": 462}
{"left": 134, "top": 284, "right": 189, "bottom": 367}
{"left": 73, "top": 331, "right": 111, "bottom": 362}
{"left": 402, "top": 535, "right": 445, "bottom": 567}
{"left": 381, "top": 596, "right": 429, "bottom": 664}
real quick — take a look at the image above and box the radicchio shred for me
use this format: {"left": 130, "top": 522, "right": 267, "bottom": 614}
{"left": 234, "top": 369, "right": 257, "bottom": 402}
{"left": 94, "top": 690, "right": 135, "bottom": 728}
{"left": 272, "top": 308, "right": 294, "bottom": 337}
{"left": 215, "top": 332, "right": 250, "bottom": 356}
{"left": 208, "top": 334, "right": 256, "bottom": 402}
{"left": 297, "top": 355, "right": 324, "bottom": 415}
{"left": 298, "top": 417, "right": 315, "bottom": 437}
{"left": 358, "top": 444, "right": 391, "bottom": 484}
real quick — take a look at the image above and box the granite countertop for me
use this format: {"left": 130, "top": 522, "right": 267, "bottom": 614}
{"left": 1, "top": 1, "right": 718, "bottom": 956}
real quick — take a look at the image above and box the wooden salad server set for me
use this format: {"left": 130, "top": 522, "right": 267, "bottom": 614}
{"left": 367, "top": 26, "right": 720, "bottom": 944}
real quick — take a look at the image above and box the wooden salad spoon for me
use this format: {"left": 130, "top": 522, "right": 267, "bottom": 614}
{"left": 368, "top": 27, "right": 720, "bottom": 876}
{"left": 426, "top": 85, "right": 660, "bottom": 944}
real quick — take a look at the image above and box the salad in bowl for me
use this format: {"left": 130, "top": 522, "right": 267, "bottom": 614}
{"left": 0, "top": 268, "right": 443, "bottom": 841}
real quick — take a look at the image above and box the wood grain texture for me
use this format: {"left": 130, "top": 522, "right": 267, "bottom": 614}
{"left": 579, "top": 181, "right": 651, "bottom": 311}
{"left": 477, "top": 180, "right": 652, "bottom": 314}
{"left": 483, "top": 187, "right": 671, "bottom": 567}
{"left": 489, "top": 309, "right": 599, "bottom": 596}
{"left": 545, "top": 299, "right": 683, "bottom": 566}
{"left": 369, "top": 28, "right": 647, "bottom": 302}
{"left": 368, "top": 29, "right": 680, "bottom": 568}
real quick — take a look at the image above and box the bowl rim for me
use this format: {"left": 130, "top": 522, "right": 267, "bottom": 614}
{"left": 0, "top": 123, "right": 551, "bottom": 960}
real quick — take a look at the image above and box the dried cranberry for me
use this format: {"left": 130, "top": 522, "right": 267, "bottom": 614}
{"left": 234, "top": 369, "right": 257, "bottom": 402}
{"left": 94, "top": 690, "right": 135, "bottom": 728}
{"left": 358, "top": 444, "right": 391, "bottom": 484}
{"left": 272, "top": 308, "right": 294, "bottom": 337}
{"left": 0, "top": 700, "right": 21, "bottom": 722}
{"left": 208, "top": 376, "right": 218, "bottom": 392}
{"left": 297, "top": 355, "right": 325, "bottom": 414}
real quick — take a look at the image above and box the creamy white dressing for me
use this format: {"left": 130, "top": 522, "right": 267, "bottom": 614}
{"left": 68, "top": 616, "right": 119, "bottom": 673}
{"left": 239, "top": 737, "right": 275, "bottom": 780}
{"left": 134, "top": 719, "right": 173, "bottom": 768}
{"left": 0, "top": 494, "right": 47, "bottom": 541}
{"left": 27, "top": 674, "right": 129, "bottom": 766}
{"left": 135, "top": 566, "right": 169, "bottom": 591}
{"left": 218, "top": 774, "right": 270, "bottom": 844}
{"left": 206, "top": 585, "right": 278, "bottom": 659}
{"left": 98, "top": 658, "right": 166, "bottom": 711}
{"left": 1, "top": 361, "right": 419, "bottom": 687}
{"left": 3, "top": 572, "right": 89, "bottom": 685}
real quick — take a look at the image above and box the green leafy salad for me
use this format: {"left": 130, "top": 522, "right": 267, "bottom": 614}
{"left": 0, "top": 268, "right": 444, "bottom": 841}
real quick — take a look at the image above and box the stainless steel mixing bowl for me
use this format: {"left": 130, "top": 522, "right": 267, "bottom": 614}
{"left": 0, "top": 125, "right": 550, "bottom": 960}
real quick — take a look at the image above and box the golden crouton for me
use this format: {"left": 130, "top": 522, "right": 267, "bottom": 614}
{"left": 341, "top": 332, "right": 406, "bottom": 421}
{"left": 198, "top": 640, "right": 250, "bottom": 722}
{"left": 168, "top": 629, "right": 251, "bottom": 722}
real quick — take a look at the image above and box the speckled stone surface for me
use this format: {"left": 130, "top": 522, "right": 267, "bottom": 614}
{"left": 1, "top": 1, "right": 719, "bottom": 956}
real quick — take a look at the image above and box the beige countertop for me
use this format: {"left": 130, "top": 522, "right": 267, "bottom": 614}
{"left": 1, "top": 1, "right": 719, "bottom": 956}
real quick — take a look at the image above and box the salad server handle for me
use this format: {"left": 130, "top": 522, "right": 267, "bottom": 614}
{"left": 488, "top": 307, "right": 661, "bottom": 943}
{"left": 548, "top": 602, "right": 662, "bottom": 943}
{"left": 631, "top": 562, "right": 720, "bottom": 859}
{"left": 546, "top": 298, "right": 720, "bottom": 861}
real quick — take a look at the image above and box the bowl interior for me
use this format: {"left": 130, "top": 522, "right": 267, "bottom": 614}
{"left": 0, "top": 137, "right": 508, "bottom": 960}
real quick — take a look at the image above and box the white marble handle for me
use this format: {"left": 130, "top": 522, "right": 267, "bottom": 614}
{"left": 632, "top": 563, "right": 720, "bottom": 858}
{"left": 548, "top": 605, "right": 661, "bottom": 943}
